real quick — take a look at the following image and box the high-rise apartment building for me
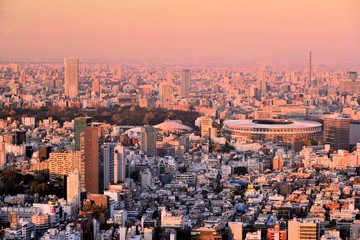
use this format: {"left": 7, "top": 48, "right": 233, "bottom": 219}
{"left": 48, "top": 151, "right": 81, "bottom": 180}
{"left": 103, "top": 143, "right": 115, "bottom": 188}
{"left": 83, "top": 125, "right": 104, "bottom": 194}
{"left": 64, "top": 57, "right": 79, "bottom": 99}
{"left": 114, "top": 144, "right": 128, "bottom": 183}
{"left": 140, "top": 125, "right": 157, "bottom": 157}
{"left": 288, "top": 219, "right": 318, "bottom": 240}
{"left": 324, "top": 115, "right": 350, "bottom": 150}
{"left": 74, "top": 117, "right": 91, "bottom": 151}
{"left": 67, "top": 169, "right": 81, "bottom": 208}
{"left": 180, "top": 69, "right": 191, "bottom": 98}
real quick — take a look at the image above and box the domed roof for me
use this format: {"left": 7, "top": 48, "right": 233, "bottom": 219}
{"left": 154, "top": 119, "right": 192, "bottom": 132}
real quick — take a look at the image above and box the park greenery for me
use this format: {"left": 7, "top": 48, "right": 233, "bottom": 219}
{"left": 0, "top": 105, "right": 200, "bottom": 128}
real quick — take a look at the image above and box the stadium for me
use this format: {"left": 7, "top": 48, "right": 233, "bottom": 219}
{"left": 223, "top": 119, "right": 322, "bottom": 151}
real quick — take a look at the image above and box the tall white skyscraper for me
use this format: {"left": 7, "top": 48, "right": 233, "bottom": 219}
{"left": 180, "top": 69, "right": 191, "bottom": 98}
{"left": 104, "top": 143, "right": 115, "bottom": 188}
{"left": 67, "top": 170, "right": 81, "bottom": 208}
{"left": 64, "top": 57, "right": 79, "bottom": 99}
{"left": 114, "top": 144, "right": 128, "bottom": 183}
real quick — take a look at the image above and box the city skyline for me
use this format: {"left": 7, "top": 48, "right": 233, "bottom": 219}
{"left": 0, "top": 0, "right": 359, "bottom": 62}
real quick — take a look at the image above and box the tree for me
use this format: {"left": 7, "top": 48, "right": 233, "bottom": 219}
{"left": 214, "top": 144, "right": 222, "bottom": 152}
{"left": 144, "top": 112, "right": 155, "bottom": 124}
{"left": 215, "top": 185, "right": 223, "bottom": 193}
{"left": 152, "top": 210, "right": 159, "bottom": 219}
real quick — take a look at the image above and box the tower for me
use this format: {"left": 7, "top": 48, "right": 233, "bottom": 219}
{"left": 83, "top": 125, "right": 104, "bottom": 194}
{"left": 140, "top": 125, "right": 157, "bottom": 156}
{"left": 180, "top": 69, "right": 191, "bottom": 98}
{"left": 74, "top": 117, "right": 91, "bottom": 151}
{"left": 114, "top": 144, "right": 128, "bottom": 183}
{"left": 19, "top": 70, "right": 26, "bottom": 85}
{"left": 257, "top": 67, "right": 267, "bottom": 98}
{"left": 92, "top": 78, "right": 100, "bottom": 95}
{"left": 64, "top": 57, "right": 79, "bottom": 99}
{"left": 103, "top": 143, "right": 115, "bottom": 188}
{"left": 67, "top": 169, "right": 81, "bottom": 208}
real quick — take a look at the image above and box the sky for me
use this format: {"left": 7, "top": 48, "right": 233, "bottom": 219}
{"left": 0, "top": 0, "right": 359, "bottom": 61}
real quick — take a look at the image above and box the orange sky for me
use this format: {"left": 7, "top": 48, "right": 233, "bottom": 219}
{"left": 0, "top": 0, "right": 359, "bottom": 61}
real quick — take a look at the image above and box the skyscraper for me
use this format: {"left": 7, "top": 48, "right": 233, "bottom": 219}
{"left": 92, "top": 78, "right": 100, "bottom": 95}
{"left": 19, "top": 70, "right": 26, "bottom": 85}
{"left": 83, "top": 125, "right": 104, "bottom": 194}
{"left": 67, "top": 169, "right": 81, "bottom": 208}
{"left": 103, "top": 143, "right": 115, "bottom": 188}
{"left": 180, "top": 69, "right": 191, "bottom": 98}
{"left": 114, "top": 144, "right": 128, "bottom": 183}
{"left": 64, "top": 57, "right": 79, "bottom": 99}
{"left": 140, "top": 125, "right": 157, "bottom": 157}
{"left": 324, "top": 115, "right": 350, "bottom": 150}
{"left": 74, "top": 117, "right": 91, "bottom": 151}
{"left": 257, "top": 67, "right": 267, "bottom": 98}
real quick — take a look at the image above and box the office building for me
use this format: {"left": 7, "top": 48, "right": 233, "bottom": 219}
{"left": 201, "top": 117, "right": 213, "bottom": 139}
{"left": 350, "top": 220, "right": 360, "bottom": 240}
{"left": 288, "top": 219, "right": 318, "bottom": 240}
{"left": 103, "top": 143, "right": 115, "bottom": 188}
{"left": 323, "top": 115, "right": 350, "bottom": 150}
{"left": 140, "top": 125, "right": 157, "bottom": 157}
{"left": 64, "top": 57, "right": 79, "bottom": 99}
{"left": 114, "top": 144, "right": 128, "bottom": 183}
{"left": 39, "top": 145, "right": 52, "bottom": 160}
{"left": 141, "top": 170, "right": 152, "bottom": 188}
{"left": 83, "top": 125, "right": 104, "bottom": 194}
{"left": 180, "top": 69, "right": 191, "bottom": 98}
{"left": 74, "top": 117, "right": 91, "bottom": 151}
{"left": 14, "top": 129, "right": 26, "bottom": 145}
{"left": 350, "top": 121, "right": 360, "bottom": 146}
{"left": 339, "top": 71, "right": 359, "bottom": 95}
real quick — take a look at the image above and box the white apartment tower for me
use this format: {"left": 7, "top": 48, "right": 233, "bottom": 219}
{"left": 67, "top": 170, "right": 81, "bottom": 208}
